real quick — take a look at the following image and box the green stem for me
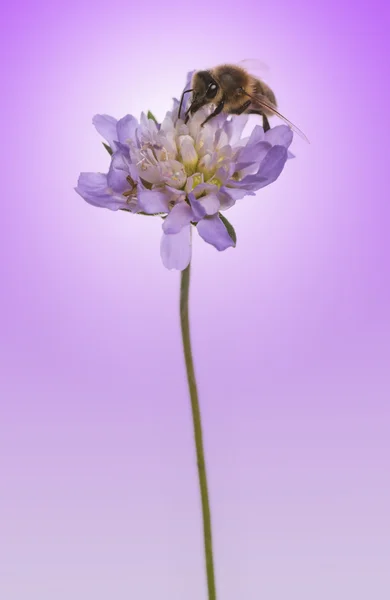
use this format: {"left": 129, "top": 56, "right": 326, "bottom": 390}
{"left": 180, "top": 262, "right": 217, "bottom": 600}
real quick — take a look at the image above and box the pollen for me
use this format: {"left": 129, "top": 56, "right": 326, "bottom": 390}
{"left": 208, "top": 177, "right": 222, "bottom": 188}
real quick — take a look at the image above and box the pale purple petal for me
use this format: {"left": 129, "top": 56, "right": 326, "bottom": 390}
{"left": 222, "top": 186, "right": 255, "bottom": 201}
{"left": 160, "top": 226, "right": 192, "bottom": 270}
{"left": 77, "top": 172, "right": 107, "bottom": 193}
{"left": 213, "top": 162, "right": 235, "bottom": 184}
{"left": 246, "top": 125, "right": 265, "bottom": 146}
{"left": 188, "top": 193, "right": 206, "bottom": 220}
{"left": 163, "top": 202, "right": 194, "bottom": 234}
{"left": 138, "top": 189, "right": 170, "bottom": 214}
{"left": 107, "top": 152, "right": 129, "bottom": 193}
{"left": 197, "top": 215, "right": 235, "bottom": 250}
{"left": 112, "top": 140, "right": 131, "bottom": 157}
{"left": 117, "top": 115, "right": 138, "bottom": 144}
{"left": 235, "top": 141, "right": 271, "bottom": 168}
{"left": 189, "top": 191, "right": 220, "bottom": 220}
{"left": 218, "top": 187, "right": 239, "bottom": 209}
{"left": 164, "top": 186, "right": 187, "bottom": 203}
{"left": 128, "top": 162, "right": 141, "bottom": 182}
{"left": 233, "top": 145, "right": 288, "bottom": 191}
{"left": 200, "top": 193, "right": 220, "bottom": 215}
{"left": 188, "top": 190, "right": 219, "bottom": 219}
{"left": 191, "top": 182, "right": 218, "bottom": 199}
{"left": 264, "top": 125, "right": 293, "bottom": 148}
{"left": 223, "top": 114, "right": 249, "bottom": 145}
{"left": 75, "top": 173, "right": 127, "bottom": 210}
{"left": 92, "top": 115, "right": 118, "bottom": 148}
{"left": 255, "top": 145, "right": 289, "bottom": 188}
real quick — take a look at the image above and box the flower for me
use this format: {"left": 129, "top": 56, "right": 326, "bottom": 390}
{"left": 75, "top": 72, "right": 293, "bottom": 270}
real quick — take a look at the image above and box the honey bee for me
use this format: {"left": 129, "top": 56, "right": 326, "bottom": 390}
{"left": 179, "top": 60, "right": 309, "bottom": 142}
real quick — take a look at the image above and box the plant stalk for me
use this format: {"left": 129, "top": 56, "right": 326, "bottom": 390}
{"left": 180, "top": 262, "right": 217, "bottom": 600}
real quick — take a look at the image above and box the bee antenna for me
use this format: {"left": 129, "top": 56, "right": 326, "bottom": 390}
{"left": 178, "top": 89, "right": 193, "bottom": 121}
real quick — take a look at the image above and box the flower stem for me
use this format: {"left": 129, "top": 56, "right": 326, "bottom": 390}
{"left": 180, "top": 262, "right": 217, "bottom": 600}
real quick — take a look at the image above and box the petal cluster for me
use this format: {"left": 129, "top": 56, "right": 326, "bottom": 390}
{"left": 75, "top": 73, "right": 293, "bottom": 270}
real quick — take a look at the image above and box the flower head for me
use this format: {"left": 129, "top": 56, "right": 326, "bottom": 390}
{"left": 75, "top": 72, "right": 293, "bottom": 270}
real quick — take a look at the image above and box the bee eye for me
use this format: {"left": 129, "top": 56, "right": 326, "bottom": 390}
{"left": 206, "top": 83, "right": 218, "bottom": 99}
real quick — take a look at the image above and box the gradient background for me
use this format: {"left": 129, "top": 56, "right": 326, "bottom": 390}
{"left": 1, "top": 1, "right": 389, "bottom": 598}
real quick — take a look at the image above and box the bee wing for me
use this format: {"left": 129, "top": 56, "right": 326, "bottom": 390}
{"left": 251, "top": 93, "right": 310, "bottom": 143}
{"left": 238, "top": 59, "right": 270, "bottom": 77}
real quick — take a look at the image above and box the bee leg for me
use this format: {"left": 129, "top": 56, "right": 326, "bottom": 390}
{"left": 248, "top": 110, "right": 270, "bottom": 132}
{"left": 184, "top": 108, "right": 192, "bottom": 124}
{"left": 200, "top": 100, "right": 225, "bottom": 127}
{"left": 230, "top": 100, "right": 251, "bottom": 115}
{"left": 178, "top": 88, "right": 193, "bottom": 121}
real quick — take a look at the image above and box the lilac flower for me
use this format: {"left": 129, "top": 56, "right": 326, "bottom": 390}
{"left": 75, "top": 74, "right": 293, "bottom": 270}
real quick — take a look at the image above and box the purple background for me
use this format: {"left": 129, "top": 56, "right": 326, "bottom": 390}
{"left": 1, "top": 0, "right": 389, "bottom": 598}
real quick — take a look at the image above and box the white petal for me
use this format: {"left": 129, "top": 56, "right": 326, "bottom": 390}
{"left": 160, "top": 226, "right": 192, "bottom": 270}
{"left": 178, "top": 136, "right": 198, "bottom": 175}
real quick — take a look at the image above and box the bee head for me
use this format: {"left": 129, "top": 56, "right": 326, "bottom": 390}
{"left": 190, "top": 71, "right": 219, "bottom": 115}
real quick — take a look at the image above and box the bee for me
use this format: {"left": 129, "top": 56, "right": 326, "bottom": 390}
{"left": 178, "top": 60, "right": 309, "bottom": 142}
